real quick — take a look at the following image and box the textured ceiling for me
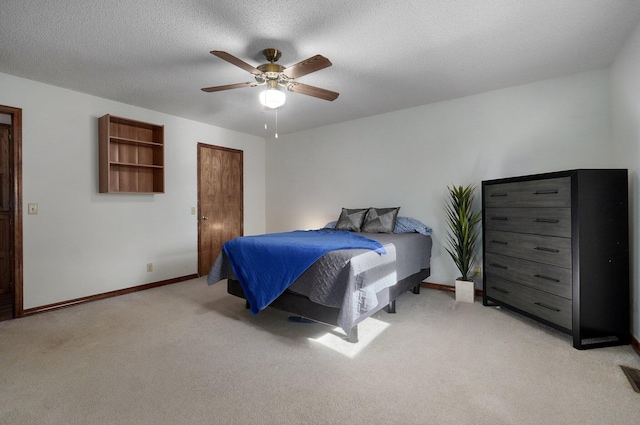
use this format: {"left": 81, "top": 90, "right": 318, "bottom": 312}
{"left": 1, "top": 0, "right": 640, "bottom": 138}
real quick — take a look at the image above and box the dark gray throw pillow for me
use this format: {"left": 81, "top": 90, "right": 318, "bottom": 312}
{"left": 361, "top": 207, "right": 400, "bottom": 233}
{"left": 335, "top": 208, "right": 368, "bottom": 232}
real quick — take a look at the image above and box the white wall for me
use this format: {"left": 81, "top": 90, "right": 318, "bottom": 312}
{"left": 0, "top": 73, "right": 265, "bottom": 309}
{"left": 266, "top": 69, "right": 612, "bottom": 289}
{"left": 611, "top": 22, "right": 640, "bottom": 340}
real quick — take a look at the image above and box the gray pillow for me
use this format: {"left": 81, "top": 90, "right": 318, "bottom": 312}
{"left": 335, "top": 208, "right": 368, "bottom": 232}
{"left": 361, "top": 207, "right": 400, "bottom": 233}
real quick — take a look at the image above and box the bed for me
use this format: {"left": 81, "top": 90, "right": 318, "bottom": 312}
{"left": 207, "top": 210, "right": 432, "bottom": 342}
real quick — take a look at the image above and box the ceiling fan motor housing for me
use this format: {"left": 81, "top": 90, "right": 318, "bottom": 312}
{"left": 258, "top": 49, "right": 286, "bottom": 83}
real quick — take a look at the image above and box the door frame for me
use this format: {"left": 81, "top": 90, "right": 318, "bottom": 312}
{"left": 0, "top": 104, "right": 23, "bottom": 318}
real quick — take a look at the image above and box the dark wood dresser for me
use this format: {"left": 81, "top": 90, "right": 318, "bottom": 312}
{"left": 482, "top": 169, "right": 629, "bottom": 349}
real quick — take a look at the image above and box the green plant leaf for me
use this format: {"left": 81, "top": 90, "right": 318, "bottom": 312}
{"left": 444, "top": 184, "right": 481, "bottom": 281}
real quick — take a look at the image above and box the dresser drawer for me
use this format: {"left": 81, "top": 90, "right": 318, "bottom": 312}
{"left": 484, "top": 207, "right": 571, "bottom": 237}
{"left": 484, "top": 230, "right": 571, "bottom": 268}
{"left": 485, "top": 275, "right": 572, "bottom": 330}
{"left": 484, "top": 252, "right": 571, "bottom": 298}
{"left": 484, "top": 177, "right": 571, "bottom": 208}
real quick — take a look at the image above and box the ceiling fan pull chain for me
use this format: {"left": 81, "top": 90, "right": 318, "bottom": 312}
{"left": 275, "top": 107, "right": 279, "bottom": 139}
{"left": 264, "top": 103, "right": 268, "bottom": 130}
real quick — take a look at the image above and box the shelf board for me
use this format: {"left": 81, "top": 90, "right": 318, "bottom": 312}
{"left": 109, "top": 136, "right": 163, "bottom": 147}
{"left": 110, "top": 161, "right": 163, "bottom": 169}
{"left": 104, "top": 191, "right": 164, "bottom": 194}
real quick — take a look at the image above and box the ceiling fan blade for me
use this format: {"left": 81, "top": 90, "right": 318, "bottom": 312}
{"left": 201, "top": 82, "right": 256, "bottom": 92}
{"left": 283, "top": 55, "right": 332, "bottom": 79}
{"left": 288, "top": 82, "right": 339, "bottom": 101}
{"left": 211, "top": 51, "right": 262, "bottom": 75}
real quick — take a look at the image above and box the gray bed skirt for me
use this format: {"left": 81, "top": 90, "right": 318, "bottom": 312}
{"left": 226, "top": 267, "right": 430, "bottom": 342}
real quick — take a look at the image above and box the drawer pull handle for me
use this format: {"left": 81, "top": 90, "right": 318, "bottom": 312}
{"left": 490, "top": 263, "right": 508, "bottom": 269}
{"left": 491, "top": 286, "right": 509, "bottom": 294}
{"left": 534, "top": 274, "right": 560, "bottom": 283}
{"left": 490, "top": 193, "right": 508, "bottom": 197}
{"left": 534, "top": 302, "right": 560, "bottom": 312}
{"left": 534, "top": 246, "right": 560, "bottom": 253}
{"left": 490, "top": 240, "right": 508, "bottom": 245}
{"left": 534, "top": 218, "right": 559, "bottom": 223}
{"left": 491, "top": 216, "right": 508, "bottom": 221}
{"left": 533, "top": 189, "right": 559, "bottom": 195}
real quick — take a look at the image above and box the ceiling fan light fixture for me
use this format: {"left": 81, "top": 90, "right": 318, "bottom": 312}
{"left": 259, "top": 86, "right": 286, "bottom": 109}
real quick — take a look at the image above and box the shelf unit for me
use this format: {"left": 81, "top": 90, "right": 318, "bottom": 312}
{"left": 99, "top": 114, "right": 164, "bottom": 194}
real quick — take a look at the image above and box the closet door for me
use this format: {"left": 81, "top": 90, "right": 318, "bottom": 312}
{"left": 197, "top": 144, "right": 243, "bottom": 276}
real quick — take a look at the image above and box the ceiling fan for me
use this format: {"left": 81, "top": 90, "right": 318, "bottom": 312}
{"left": 201, "top": 49, "right": 339, "bottom": 108}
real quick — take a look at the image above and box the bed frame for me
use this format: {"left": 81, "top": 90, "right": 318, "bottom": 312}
{"left": 227, "top": 268, "right": 430, "bottom": 343}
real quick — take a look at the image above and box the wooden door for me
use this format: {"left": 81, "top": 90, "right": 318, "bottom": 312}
{"left": 197, "top": 144, "right": 243, "bottom": 276}
{"left": 0, "top": 124, "right": 13, "bottom": 320}
{"left": 0, "top": 105, "right": 21, "bottom": 320}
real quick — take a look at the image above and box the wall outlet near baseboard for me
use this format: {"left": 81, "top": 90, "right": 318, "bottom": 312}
{"left": 473, "top": 266, "right": 481, "bottom": 277}
{"left": 146, "top": 263, "right": 153, "bottom": 272}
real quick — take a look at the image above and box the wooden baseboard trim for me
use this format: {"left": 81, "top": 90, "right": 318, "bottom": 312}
{"left": 632, "top": 333, "right": 640, "bottom": 359}
{"left": 421, "top": 282, "right": 455, "bottom": 292}
{"left": 422, "top": 281, "right": 484, "bottom": 297}
{"left": 22, "top": 274, "right": 199, "bottom": 317}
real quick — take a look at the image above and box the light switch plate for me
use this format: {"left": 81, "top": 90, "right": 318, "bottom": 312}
{"left": 28, "top": 203, "right": 38, "bottom": 215}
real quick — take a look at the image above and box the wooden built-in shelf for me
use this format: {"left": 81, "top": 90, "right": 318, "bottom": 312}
{"left": 99, "top": 114, "right": 164, "bottom": 194}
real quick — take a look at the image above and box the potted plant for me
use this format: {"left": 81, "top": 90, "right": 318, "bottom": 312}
{"left": 444, "top": 184, "right": 482, "bottom": 303}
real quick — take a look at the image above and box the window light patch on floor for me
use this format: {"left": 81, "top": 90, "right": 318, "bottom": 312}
{"left": 309, "top": 317, "right": 390, "bottom": 358}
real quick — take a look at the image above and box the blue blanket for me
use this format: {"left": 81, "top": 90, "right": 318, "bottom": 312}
{"left": 222, "top": 230, "right": 386, "bottom": 314}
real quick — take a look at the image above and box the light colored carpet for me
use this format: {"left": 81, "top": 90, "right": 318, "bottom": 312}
{"left": 1, "top": 276, "right": 639, "bottom": 425}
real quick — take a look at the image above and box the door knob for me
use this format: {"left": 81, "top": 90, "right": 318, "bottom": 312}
{"left": 202, "top": 216, "right": 209, "bottom": 220}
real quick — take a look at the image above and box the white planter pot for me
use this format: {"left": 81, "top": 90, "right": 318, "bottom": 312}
{"left": 455, "top": 279, "right": 475, "bottom": 303}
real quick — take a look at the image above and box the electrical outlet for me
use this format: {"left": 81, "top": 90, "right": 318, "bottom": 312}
{"left": 474, "top": 266, "right": 482, "bottom": 277}
{"left": 146, "top": 263, "right": 153, "bottom": 272}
